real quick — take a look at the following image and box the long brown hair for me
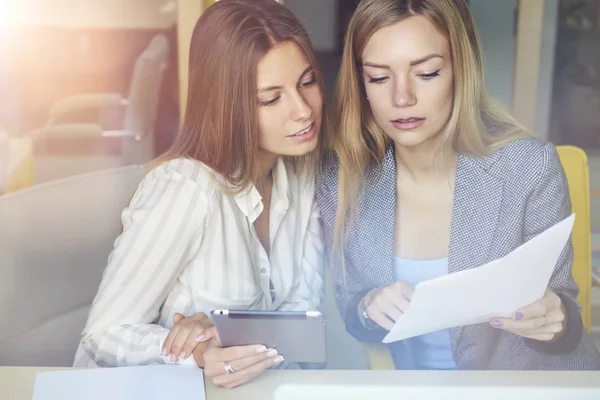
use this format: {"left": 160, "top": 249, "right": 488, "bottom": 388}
{"left": 163, "top": 0, "right": 326, "bottom": 192}
{"left": 332, "top": 0, "right": 530, "bottom": 251}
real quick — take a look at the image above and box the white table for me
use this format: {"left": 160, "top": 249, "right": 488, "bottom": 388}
{"left": 2, "top": 366, "right": 600, "bottom": 400}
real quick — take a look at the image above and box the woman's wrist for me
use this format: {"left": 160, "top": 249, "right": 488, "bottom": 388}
{"left": 524, "top": 293, "right": 583, "bottom": 354}
{"left": 357, "top": 288, "right": 379, "bottom": 329}
{"left": 548, "top": 302, "right": 568, "bottom": 343}
{"left": 192, "top": 340, "right": 211, "bottom": 368}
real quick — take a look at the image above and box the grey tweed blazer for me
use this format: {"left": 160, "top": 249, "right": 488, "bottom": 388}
{"left": 316, "top": 138, "right": 600, "bottom": 370}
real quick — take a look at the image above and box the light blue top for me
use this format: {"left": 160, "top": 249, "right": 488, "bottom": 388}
{"left": 393, "top": 256, "right": 457, "bottom": 370}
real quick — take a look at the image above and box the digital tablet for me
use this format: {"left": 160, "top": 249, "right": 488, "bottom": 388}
{"left": 211, "top": 310, "right": 326, "bottom": 363}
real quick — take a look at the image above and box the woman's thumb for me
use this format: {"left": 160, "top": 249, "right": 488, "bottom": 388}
{"left": 173, "top": 312, "right": 185, "bottom": 323}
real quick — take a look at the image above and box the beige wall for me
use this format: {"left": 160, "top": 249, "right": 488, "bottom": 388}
{"left": 512, "top": 0, "right": 545, "bottom": 133}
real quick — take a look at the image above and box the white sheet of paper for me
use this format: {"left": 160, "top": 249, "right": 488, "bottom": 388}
{"left": 383, "top": 214, "right": 575, "bottom": 343}
{"left": 32, "top": 365, "right": 206, "bottom": 400}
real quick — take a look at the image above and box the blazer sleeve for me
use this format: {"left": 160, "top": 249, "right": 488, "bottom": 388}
{"left": 316, "top": 153, "right": 388, "bottom": 343}
{"left": 522, "top": 142, "right": 583, "bottom": 354}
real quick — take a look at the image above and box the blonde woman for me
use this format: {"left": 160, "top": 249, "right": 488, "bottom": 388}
{"left": 317, "top": 0, "right": 600, "bottom": 370}
{"left": 74, "top": 0, "right": 326, "bottom": 388}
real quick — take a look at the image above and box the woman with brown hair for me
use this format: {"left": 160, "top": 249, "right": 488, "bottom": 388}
{"left": 317, "top": 0, "right": 600, "bottom": 370}
{"left": 74, "top": 0, "right": 327, "bottom": 388}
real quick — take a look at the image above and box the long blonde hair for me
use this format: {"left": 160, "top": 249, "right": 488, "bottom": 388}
{"left": 332, "top": 0, "right": 530, "bottom": 250}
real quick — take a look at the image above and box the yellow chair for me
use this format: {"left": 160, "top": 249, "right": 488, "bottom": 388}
{"left": 557, "top": 145, "right": 592, "bottom": 331}
{"left": 366, "top": 145, "right": 593, "bottom": 370}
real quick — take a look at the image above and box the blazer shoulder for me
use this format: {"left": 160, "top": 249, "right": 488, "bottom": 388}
{"left": 316, "top": 149, "right": 340, "bottom": 195}
{"left": 493, "top": 137, "right": 560, "bottom": 186}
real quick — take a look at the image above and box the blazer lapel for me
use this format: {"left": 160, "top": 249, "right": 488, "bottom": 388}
{"left": 357, "top": 149, "right": 504, "bottom": 287}
{"left": 353, "top": 146, "right": 396, "bottom": 288}
{"left": 353, "top": 147, "right": 506, "bottom": 369}
{"left": 358, "top": 146, "right": 417, "bottom": 368}
{"left": 448, "top": 152, "right": 505, "bottom": 369}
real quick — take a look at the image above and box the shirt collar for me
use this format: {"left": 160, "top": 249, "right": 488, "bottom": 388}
{"left": 234, "top": 157, "right": 290, "bottom": 222}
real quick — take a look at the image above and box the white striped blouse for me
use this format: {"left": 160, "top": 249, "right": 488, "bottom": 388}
{"left": 73, "top": 157, "right": 325, "bottom": 367}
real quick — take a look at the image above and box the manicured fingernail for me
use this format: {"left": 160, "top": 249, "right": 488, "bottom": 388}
{"left": 179, "top": 351, "right": 187, "bottom": 360}
{"left": 491, "top": 320, "right": 502, "bottom": 328}
{"left": 515, "top": 312, "right": 524, "bottom": 321}
{"left": 196, "top": 334, "right": 205, "bottom": 342}
{"left": 273, "top": 356, "right": 284, "bottom": 365}
{"left": 161, "top": 347, "right": 168, "bottom": 356}
{"left": 170, "top": 354, "right": 177, "bottom": 362}
{"left": 267, "top": 349, "right": 278, "bottom": 357}
{"left": 256, "top": 346, "right": 267, "bottom": 353}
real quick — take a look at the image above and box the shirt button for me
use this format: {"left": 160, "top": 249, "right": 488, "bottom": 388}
{"left": 260, "top": 268, "right": 267, "bottom": 274}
